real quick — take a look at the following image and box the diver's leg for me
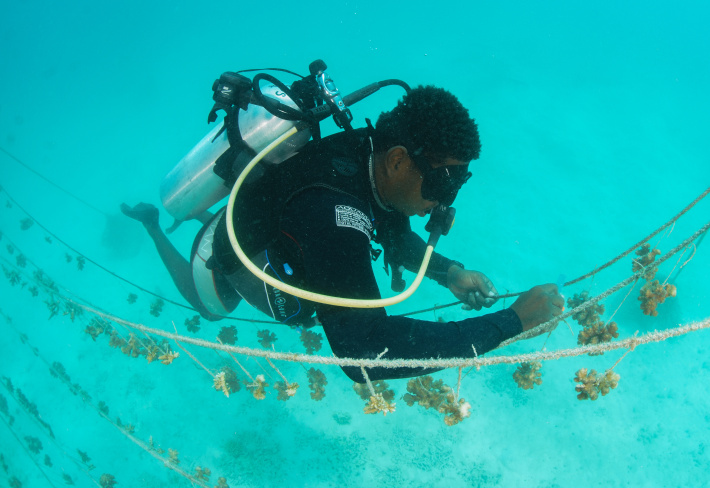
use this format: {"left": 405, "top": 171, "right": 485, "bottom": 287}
{"left": 121, "top": 203, "right": 204, "bottom": 311}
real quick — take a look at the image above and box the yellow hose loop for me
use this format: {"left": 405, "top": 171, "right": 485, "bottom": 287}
{"left": 226, "top": 126, "right": 434, "bottom": 308}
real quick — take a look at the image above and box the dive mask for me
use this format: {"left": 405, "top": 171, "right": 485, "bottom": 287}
{"left": 411, "top": 150, "right": 472, "bottom": 206}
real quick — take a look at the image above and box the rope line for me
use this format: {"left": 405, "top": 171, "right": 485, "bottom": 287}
{"left": 0, "top": 415, "right": 60, "bottom": 488}
{"left": 3, "top": 208, "right": 709, "bottom": 371}
{"left": 0, "top": 187, "right": 279, "bottom": 325}
{"left": 50, "top": 213, "right": 708, "bottom": 369}
{"left": 79, "top": 302, "right": 710, "bottom": 370}
{"left": 500, "top": 220, "right": 710, "bottom": 346}
{"left": 397, "top": 186, "right": 710, "bottom": 316}
{"left": 0, "top": 313, "right": 214, "bottom": 488}
{"left": 562, "top": 186, "right": 710, "bottom": 287}
{"left": 0, "top": 146, "right": 109, "bottom": 217}
{"left": 2, "top": 179, "right": 708, "bottom": 323}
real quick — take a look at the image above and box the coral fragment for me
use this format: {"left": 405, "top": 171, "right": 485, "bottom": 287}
{"left": 364, "top": 393, "right": 396, "bottom": 416}
{"left": 574, "top": 368, "right": 620, "bottom": 400}
{"left": 246, "top": 375, "right": 268, "bottom": 400}
{"left": 513, "top": 361, "right": 543, "bottom": 390}
{"left": 307, "top": 368, "right": 327, "bottom": 401}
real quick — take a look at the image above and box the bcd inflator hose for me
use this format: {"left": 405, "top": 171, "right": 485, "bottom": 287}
{"left": 225, "top": 125, "right": 437, "bottom": 308}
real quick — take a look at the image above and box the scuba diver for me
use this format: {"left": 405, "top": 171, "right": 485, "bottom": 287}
{"left": 122, "top": 64, "right": 563, "bottom": 382}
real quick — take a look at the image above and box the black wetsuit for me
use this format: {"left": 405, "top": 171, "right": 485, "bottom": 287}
{"left": 212, "top": 128, "right": 522, "bottom": 381}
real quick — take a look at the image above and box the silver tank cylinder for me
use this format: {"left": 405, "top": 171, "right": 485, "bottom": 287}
{"left": 160, "top": 84, "right": 312, "bottom": 221}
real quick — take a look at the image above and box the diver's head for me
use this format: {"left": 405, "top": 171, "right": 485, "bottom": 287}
{"left": 373, "top": 86, "right": 480, "bottom": 211}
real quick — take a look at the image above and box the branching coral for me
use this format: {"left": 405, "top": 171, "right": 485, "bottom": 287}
{"left": 246, "top": 374, "right": 268, "bottom": 400}
{"left": 76, "top": 256, "right": 86, "bottom": 271}
{"left": 574, "top": 368, "right": 620, "bottom": 400}
{"left": 353, "top": 380, "right": 394, "bottom": 403}
{"left": 274, "top": 381, "right": 299, "bottom": 401}
{"left": 126, "top": 293, "right": 138, "bottom": 304}
{"left": 363, "top": 393, "right": 396, "bottom": 415}
{"left": 149, "top": 298, "right": 164, "bottom": 317}
{"left": 99, "top": 474, "right": 117, "bottom": 488}
{"left": 221, "top": 366, "right": 241, "bottom": 393}
{"left": 16, "top": 389, "right": 39, "bottom": 419}
{"left": 195, "top": 467, "right": 211, "bottom": 481}
{"left": 97, "top": 401, "right": 109, "bottom": 416}
{"left": 257, "top": 330, "right": 277, "bottom": 348}
{"left": 3, "top": 266, "right": 22, "bottom": 287}
{"left": 145, "top": 345, "right": 161, "bottom": 363}
{"left": 215, "top": 477, "right": 230, "bottom": 488}
{"left": 402, "top": 376, "right": 449, "bottom": 410}
{"left": 159, "top": 351, "right": 179, "bottom": 365}
{"left": 121, "top": 333, "right": 146, "bottom": 358}
{"left": 168, "top": 448, "right": 180, "bottom": 465}
{"left": 116, "top": 418, "right": 135, "bottom": 434}
{"left": 577, "top": 322, "right": 619, "bottom": 354}
{"left": 49, "top": 362, "right": 71, "bottom": 382}
{"left": 639, "top": 280, "right": 676, "bottom": 316}
{"left": 300, "top": 330, "right": 322, "bottom": 354}
{"left": 63, "top": 301, "right": 84, "bottom": 322}
{"left": 0, "top": 393, "right": 12, "bottom": 422}
{"left": 33, "top": 269, "right": 57, "bottom": 291}
{"left": 633, "top": 244, "right": 661, "bottom": 280}
{"left": 45, "top": 297, "right": 61, "bottom": 320}
{"left": 108, "top": 331, "right": 127, "bottom": 349}
{"left": 403, "top": 375, "right": 471, "bottom": 425}
{"left": 213, "top": 372, "right": 230, "bottom": 397}
{"left": 567, "top": 292, "right": 618, "bottom": 354}
{"left": 77, "top": 449, "right": 94, "bottom": 470}
{"left": 307, "top": 368, "right": 327, "bottom": 401}
{"left": 217, "top": 326, "right": 237, "bottom": 344}
{"left": 25, "top": 435, "right": 43, "bottom": 454}
{"left": 567, "top": 291, "right": 605, "bottom": 328}
{"left": 513, "top": 361, "right": 543, "bottom": 390}
{"left": 20, "top": 218, "right": 34, "bottom": 231}
{"left": 184, "top": 315, "right": 201, "bottom": 333}
{"left": 85, "top": 317, "right": 111, "bottom": 341}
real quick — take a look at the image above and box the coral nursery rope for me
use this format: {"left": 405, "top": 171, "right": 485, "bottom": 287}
{"left": 562, "top": 186, "right": 710, "bottom": 287}
{"left": 84, "top": 303, "right": 709, "bottom": 370}
{"left": 0, "top": 186, "right": 278, "bottom": 324}
{"left": 500, "top": 219, "right": 710, "bottom": 346}
{"left": 4, "top": 215, "right": 709, "bottom": 371}
{"left": 398, "top": 185, "right": 710, "bottom": 314}
{"left": 72, "top": 219, "right": 710, "bottom": 369}
{"left": 1, "top": 184, "right": 708, "bottom": 319}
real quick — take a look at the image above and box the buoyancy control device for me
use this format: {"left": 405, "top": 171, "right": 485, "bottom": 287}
{"left": 159, "top": 59, "right": 411, "bottom": 223}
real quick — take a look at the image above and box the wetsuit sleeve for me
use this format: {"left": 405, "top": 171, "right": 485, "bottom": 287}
{"left": 280, "top": 188, "right": 523, "bottom": 382}
{"left": 376, "top": 212, "right": 460, "bottom": 287}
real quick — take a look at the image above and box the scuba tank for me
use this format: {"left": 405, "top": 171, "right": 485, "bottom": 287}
{"left": 160, "top": 73, "right": 313, "bottom": 222}
{"left": 160, "top": 59, "right": 411, "bottom": 223}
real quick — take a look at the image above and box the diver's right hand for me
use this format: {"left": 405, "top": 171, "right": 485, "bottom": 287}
{"left": 510, "top": 284, "right": 565, "bottom": 332}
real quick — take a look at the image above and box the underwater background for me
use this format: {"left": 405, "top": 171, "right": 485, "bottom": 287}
{"left": 1, "top": 0, "right": 709, "bottom": 486}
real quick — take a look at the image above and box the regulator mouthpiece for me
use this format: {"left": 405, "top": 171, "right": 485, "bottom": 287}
{"left": 425, "top": 205, "right": 456, "bottom": 246}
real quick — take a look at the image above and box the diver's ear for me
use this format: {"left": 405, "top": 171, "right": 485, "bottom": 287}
{"left": 384, "top": 146, "right": 408, "bottom": 175}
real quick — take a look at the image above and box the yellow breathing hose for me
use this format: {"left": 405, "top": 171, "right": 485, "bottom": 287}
{"left": 226, "top": 125, "right": 435, "bottom": 308}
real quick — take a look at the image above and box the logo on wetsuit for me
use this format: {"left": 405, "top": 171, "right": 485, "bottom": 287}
{"left": 335, "top": 205, "right": 372, "bottom": 239}
{"left": 273, "top": 288, "right": 288, "bottom": 319}
{"left": 331, "top": 157, "right": 359, "bottom": 176}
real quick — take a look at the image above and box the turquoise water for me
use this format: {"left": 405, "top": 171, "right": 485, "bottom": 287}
{"left": 1, "top": 1, "right": 709, "bottom": 486}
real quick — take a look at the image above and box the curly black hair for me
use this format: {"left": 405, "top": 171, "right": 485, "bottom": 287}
{"left": 374, "top": 85, "right": 480, "bottom": 163}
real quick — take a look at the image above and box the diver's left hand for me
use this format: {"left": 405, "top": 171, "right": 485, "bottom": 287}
{"left": 447, "top": 266, "right": 499, "bottom": 311}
